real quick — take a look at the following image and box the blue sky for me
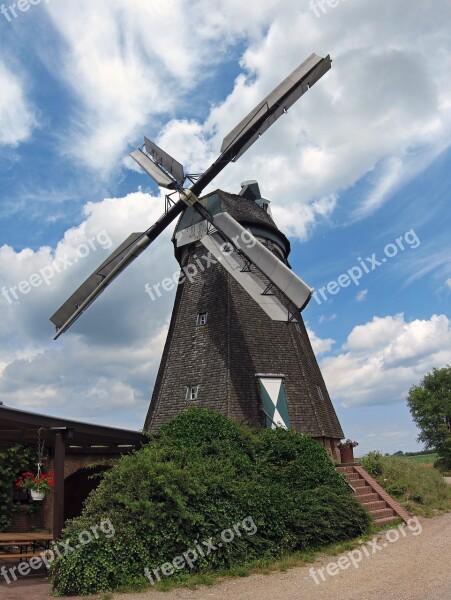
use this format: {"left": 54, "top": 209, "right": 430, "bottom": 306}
{"left": 0, "top": 0, "right": 450, "bottom": 455}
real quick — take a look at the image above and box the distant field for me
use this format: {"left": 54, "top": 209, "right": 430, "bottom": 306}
{"left": 404, "top": 453, "right": 438, "bottom": 464}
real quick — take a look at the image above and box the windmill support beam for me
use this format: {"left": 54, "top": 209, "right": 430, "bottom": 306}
{"left": 52, "top": 429, "right": 67, "bottom": 540}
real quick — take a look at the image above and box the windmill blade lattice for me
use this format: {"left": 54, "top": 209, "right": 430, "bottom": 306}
{"left": 51, "top": 53, "right": 331, "bottom": 338}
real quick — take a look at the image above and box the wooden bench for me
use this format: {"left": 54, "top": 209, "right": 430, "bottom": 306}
{"left": 0, "top": 550, "right": 52, "bottom": 560}
{"left": 0, "top": 533, "right": 53, "bottom": 562}
{"left": 0, "top": 541, "right": 34, "bottom": 549}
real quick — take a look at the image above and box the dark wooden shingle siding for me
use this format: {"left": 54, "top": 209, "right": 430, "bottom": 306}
{"left": 145, "top": 192, "right": 344, "bottom": 440}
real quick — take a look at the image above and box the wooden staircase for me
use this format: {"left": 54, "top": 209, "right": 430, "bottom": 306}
{"left": 337, "top": 465, "right": 410, "bottom": 526}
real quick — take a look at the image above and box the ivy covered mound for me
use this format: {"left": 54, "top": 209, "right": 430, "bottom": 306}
{"left": 52, "top": 409, "right": 370, "bottom": 596}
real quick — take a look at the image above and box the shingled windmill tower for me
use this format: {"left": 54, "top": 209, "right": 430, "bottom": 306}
{"left": 50, "top": 54, "right": 344, "bottom": 458}
{"left": 144, "top": 182, "right": 343, "bottom": 456}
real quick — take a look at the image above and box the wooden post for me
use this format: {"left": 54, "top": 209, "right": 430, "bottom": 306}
{"left": 52, "top": 430, "right": 67, "bottom": 540}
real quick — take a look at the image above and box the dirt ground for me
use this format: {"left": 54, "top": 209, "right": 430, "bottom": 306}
{"left": 1, "top": 513, "right": 450, "bottom": 600}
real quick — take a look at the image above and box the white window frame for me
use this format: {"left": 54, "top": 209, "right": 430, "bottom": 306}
{"left": 316, "top": 385, "right": 325, "bottom": 402}
{"left": 186, "top": 385, "right": 199, "bottom": 401}
{"left": 196, "top": 313, "right": 208, "bottom": 326}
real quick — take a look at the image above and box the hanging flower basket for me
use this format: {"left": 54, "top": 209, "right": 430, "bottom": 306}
{"left": 30, "top": 490, "right": 46, "bottom": 501}
{"left": 337, "top": 440, "right": 359, "bottom": 464}
{"left": 16, "top": 471, "right": 55, "bottom": 501}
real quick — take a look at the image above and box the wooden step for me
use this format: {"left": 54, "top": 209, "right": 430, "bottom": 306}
{"left": 355, "top": 485, "right": 373, "bottom": 496}
{"left": 358, "top": 493, "right": 380, "bottom": 503}
{"left": 352, "top": 478, "right": 368, "bottom": 488}
{"left": 362, "top": 500, "right": 387, "bottom": 511}
{"left": 344, "top": 472, "right": 360, "bottom": 481}
{"left": 337, "top": 466, "right": 355, "bottom": 473}
{"left": 374, "top": 516, "right": 399, "bottom": 526}
{"left": 371, "top": 508, "right": 395, "bottom": 520}
{"left": 335, "top": 465, "right": 410, "bottom": 525}
{"left": 353, "top": 465, "right": 411, "bottom": 524}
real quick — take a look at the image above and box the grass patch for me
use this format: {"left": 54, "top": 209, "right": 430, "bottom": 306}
{"left": 375, "top": 456, "right": 451, "bottom": 517}
{"left": 404, "top": 453, "right": 438, "bottom": 464}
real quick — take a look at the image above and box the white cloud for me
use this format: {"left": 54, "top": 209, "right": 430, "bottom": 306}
{"left": 0, "top": 190, "right": 178, "bottom": 424}
{"left": 27, "top": 0, "right": 450, "bottom": 231}
{"left": 307, "top": 326, "right": 335, "bottom": 356}
{"left": 42, "top": 0, "right": 280, "bottom": 175}
{"left": 446, "top": 278, "right": 451, "bottom": 290}
{"left": 321, "top": 314, "right": 451, "bottom": 408}
{"left": 356, "top": 289, "right": 368, "bottom": 302}
{"left": 318, "top": 313, "right": 337, "bottom": 324}
{"left": 0, "top": 61, "right": 37, "bottom": 146}
{"left": 138, "top": 3, "right": 451, "bottom": 236}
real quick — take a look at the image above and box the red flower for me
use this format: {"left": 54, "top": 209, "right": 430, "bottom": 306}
{"left": 15, "top": 471, "right": 55, "bottom": 493}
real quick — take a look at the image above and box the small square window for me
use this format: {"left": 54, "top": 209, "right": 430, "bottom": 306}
{"left": 197, "top": 313, "right": 208, "bottom": 326}
{"left": 12, "top": 486, "right": 30, "bottom": 505}
{"left": 186, "top": 385, "right": 199, "bottom": 401}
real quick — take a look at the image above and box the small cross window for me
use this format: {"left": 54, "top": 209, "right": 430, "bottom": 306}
{"left": 197, "top": 313, "right": 208, "bottom": 326}
{"left": 186, "top": 386, "right": 199, "bottom": 401}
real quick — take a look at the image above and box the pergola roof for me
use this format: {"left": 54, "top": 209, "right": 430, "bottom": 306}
{"left": 0, "top": 405, "right": 148, "bottom": 452}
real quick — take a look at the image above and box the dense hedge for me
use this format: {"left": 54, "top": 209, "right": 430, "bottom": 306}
{"left": 51, "top": 409, "right": 370, "bottom": 595}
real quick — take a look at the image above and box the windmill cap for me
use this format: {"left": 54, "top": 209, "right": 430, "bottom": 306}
{"left": 240, "top": 181, "right": 261, "bottom": 202}
{"left": 240, "top": 181, "right": 271, "bottom": 208}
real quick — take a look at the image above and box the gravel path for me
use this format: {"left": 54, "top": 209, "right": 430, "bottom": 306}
{"left": 115, "top": 513, "right": 451, "bottom": 600}
{"left": 1, "top": 513, "right": 450, "bottom": 600}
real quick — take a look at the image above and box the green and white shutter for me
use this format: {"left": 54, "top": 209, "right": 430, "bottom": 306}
{"left": 257, "top": 377, "right": 291, "bottom": 430}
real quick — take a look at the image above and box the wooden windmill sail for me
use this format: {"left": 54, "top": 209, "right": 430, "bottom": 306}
{"left": 50, "top": 53, "right": 344, "bottom": 457}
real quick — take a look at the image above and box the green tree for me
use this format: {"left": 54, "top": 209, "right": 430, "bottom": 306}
{"left": 407, "top": 366, "right": 451, "bottom": 470}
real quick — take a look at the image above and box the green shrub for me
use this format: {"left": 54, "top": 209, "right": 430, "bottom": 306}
{"left": 410, "top": 493, "right": 424, "bottom": 504}
{"left": 361, "top": 451, "right": 384, "bottom": 476}
{"left": 51, "top": 409, "right": 370, "bottom": 596}
{"left": 434, "top": 455, "right": 451, "bottom": 474}
{"left": 387, "top": 484, "right": 408, "bottom": 497}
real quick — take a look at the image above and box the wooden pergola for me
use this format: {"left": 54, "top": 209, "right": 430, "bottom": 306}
{"left": 0, "top": 405, "right": 148, "bottom": 539}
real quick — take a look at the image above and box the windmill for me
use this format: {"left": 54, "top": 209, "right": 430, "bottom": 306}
{"left": 51, "top": 53, "right": 344, "bottom": 457}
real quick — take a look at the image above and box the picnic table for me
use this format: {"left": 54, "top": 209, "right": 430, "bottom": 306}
{"left": 0, "top": 533, "right": 53, "bottom": 560}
